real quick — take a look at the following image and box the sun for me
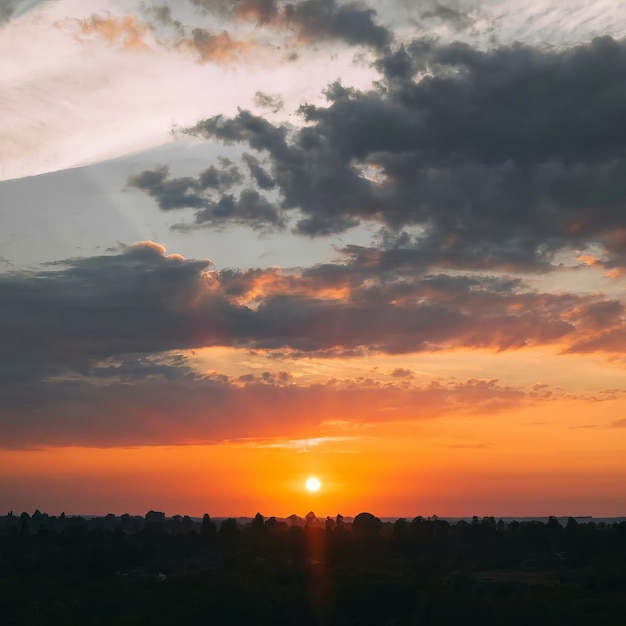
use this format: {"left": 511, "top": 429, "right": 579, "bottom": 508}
{"left": 305, "top": 477, "right": 321, "bottom": 492}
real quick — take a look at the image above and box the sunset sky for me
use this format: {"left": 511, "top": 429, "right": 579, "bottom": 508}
{"left": 2, "top": 0, "right": 626, "bottom": 518}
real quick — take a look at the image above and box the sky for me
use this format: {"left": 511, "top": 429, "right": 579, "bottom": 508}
{"left": 2, "top": 0, "right": 626, "bottom": 518}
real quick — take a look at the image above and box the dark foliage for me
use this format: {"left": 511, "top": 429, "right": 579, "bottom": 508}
{"left": 1, "top": 512, "right": 626, "bottom": 625}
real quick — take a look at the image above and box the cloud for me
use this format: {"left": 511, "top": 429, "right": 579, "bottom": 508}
{"left": 188, "top": 0, "right": 392, "bottom": 50}
{"left": 127, "top": 165, "right": 207, "bottom": 210}
{"left": 127, "top": 159, "right": 246, "bottom": 210}
{"left": 188, "top": 189, "right": 286, "bottom": 230}
{"left": 189, "top": 0, "right": 280, "bottom": 24}
{"left": 254, "top": 91, "right": 285, "bottom": 112}
{"left": 282, "top": 0, "right": 392, "bottom": 50}
{"left": 73, "top": 9, "right": 253, "bottom": 63}
{"left": 0, "top": 369, "right": 540, "bottom": 449}
{"left": 1, "top": 241, "right": 623, "bottom": 393}
{"left": 0, "top": 0, "right": 18, "bottom": 23}
{"left": 420, "top": 2, "right": 476, "bottom": 30}
{"left": 76, "top": 13, "right": 152, "bottom": 50}
{"left": 389, "top": 367, "right": 415, "bottom": 378}
{"left": 138, "top": 36, "right": 626, "bottom": 272}
{"left": 186, "top": 27, "right": 250, "bottom": 62}
{"left": 242, "top": 153, "right": 276, "bottom": 190}
{"left": 2, "top": 240, "right": 625, "bottom": 448}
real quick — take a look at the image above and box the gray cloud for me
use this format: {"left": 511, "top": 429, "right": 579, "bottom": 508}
{"left": 420, "top": 1, "right": 476, "bottom": 30}
{"left": 3, "top": 241, "right": 625, "bottom": 447}
{"left": 188, "top": 0, "right": 391, "bottom": 49}
{"left": 189, "top": 0, "right": 280, "bottom": 23}
{"left": 189, "top": 188, "right": 286, "bottom": 230}
{"left": 126, "top": 160, "right": 287, "bottom": 229}
{"left": 137, "top": 36, "right": 626, "bottom": 272}
{"left": 282, "top": 0, "right": 391, "bottom": 50}
{"left": 127, "top": 165, "right": 206, "bottom": 210}
{"left": 254, "top": 91, "right": 285, "bottom": 112}
{"left": 0, "top": 242, "right": 621, "bottom": 391}
{"left": 0, "top": 0, "right": 17, "bottom": 22}
{"left": 242, "top": 153, "right": 276, "bottom": 190}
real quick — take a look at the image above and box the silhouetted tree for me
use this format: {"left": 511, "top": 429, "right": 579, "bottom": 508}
{"left": 201, "top": 513, "right": 217, "bottom": 539}
{"left": 353, "top": 512, "right": 383, "bottom": 539}
{"left": 219, "top": 518, "right": 239, "bottom": 539}
{"left": 19, "top": 512, "right": 30, "bottom": 535}
{"left": 391, "top": 517, "right": 409, "bottom": 552}
{"left": 251, "top": 512, "right": 266, "bottom": 535}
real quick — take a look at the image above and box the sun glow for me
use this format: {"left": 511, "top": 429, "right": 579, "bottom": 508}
{"left": 306, "top": 476, "right": 321, "bottom": 492}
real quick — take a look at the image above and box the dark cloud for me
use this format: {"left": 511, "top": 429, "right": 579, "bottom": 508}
{"left": 189, "top": 188, "right": 286, "bottom": 230}
{"left": 78, "top": 354, "right": 198, "bottom": 382}
{"left": 179, "top": 105, "right": 380, "bottom": 235}
{"left": 0, "top": 242, "right": 238, "bottom": 385}
{"left": 3, "top": 242, "right": 626, "bottom": 447}
{"left": 1, "top": 242, "right": 622, "bottom": 393}
{"left": 242, "top": 153, "right": 276, "bottom": 190}
{"left": 126, "top": 160, "right": 285, "bottom": 229}
{"left": 127, "top": 165, "right": 206, "bottom": 210}
{"left": 188, "top": 0, "right": 391, "bottom": 50}
{"left": 146, "top": 1, "right": 390, "bottom": 64}
{"left": 282, "top": 0, "right": 391, "bottom": 50}
{"left": 142, "top": 36, "right": 626, "bottom": 272}
{"left": 197, "top": 158, "right": 244, "bottom": 190}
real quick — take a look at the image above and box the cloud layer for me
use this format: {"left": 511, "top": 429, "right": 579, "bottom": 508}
{"left": 129, "top": 36, "right": 626, "bottom": 273}
{"left": 1, "top": 241, "right": 623, "bottom": 388}
{"left": 5, "top": 1, "right": 626, "bottom": 461}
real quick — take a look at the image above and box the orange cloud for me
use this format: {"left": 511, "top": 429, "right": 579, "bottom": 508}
{"left": 0, "top": 366, "right": 570, "bottom": 450}
{"left": 234, "top": 1, "right": 278, "bottom": 24}
{"left": 77, "top": 14, "right": 152, "bottom": 50}
{"left": 577, "top": 254, "right": 598, "bottom": 266}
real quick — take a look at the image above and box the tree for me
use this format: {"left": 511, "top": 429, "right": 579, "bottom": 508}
{"left": 201, "top": 513, "right": 217, "bottom": 538}
{"left": 353, "top": 512, "right": 383, "bottom": 538}
{"left": 251, "top": 512, "right": 266, "bottom": 534}
{"left": 19, "top": 512, "right": 30, "bottom": 534}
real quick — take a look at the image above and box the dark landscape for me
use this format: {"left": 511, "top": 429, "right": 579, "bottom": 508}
{"left": 2, "top": 510, "right": 626, "bottom": 625}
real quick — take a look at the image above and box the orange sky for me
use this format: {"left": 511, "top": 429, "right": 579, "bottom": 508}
{"left": 2, "top": 385, "right": 625, "bottom": 517}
